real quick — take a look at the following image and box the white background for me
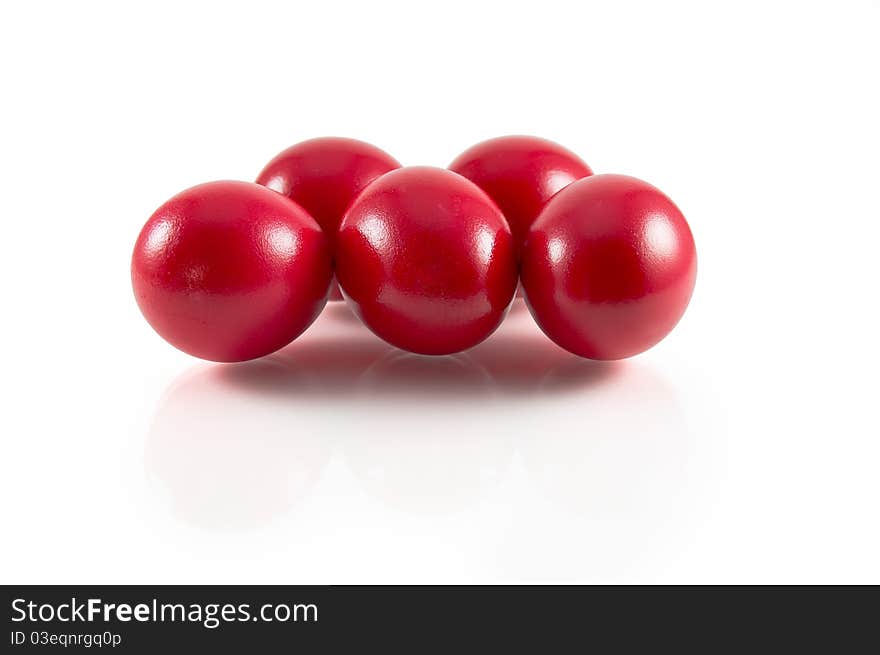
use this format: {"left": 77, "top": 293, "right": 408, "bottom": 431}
{"left": 1, "top": 1, "right": 878, "bottom": 584}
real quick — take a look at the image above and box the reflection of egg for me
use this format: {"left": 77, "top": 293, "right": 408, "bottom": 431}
{"left": 145, "top": 359, "right": 334, "bottom": 531}
{"left": 526, "top": 363, "right": 688, "bottom": 514}
{"left": 504, "top": 362, "right": 704, "bottom": 581}
{"left": 144, "top": 306, "right": 390, "bottom": 532}
{"left": 343, "top": 351, "right": 512, "bottom": 515}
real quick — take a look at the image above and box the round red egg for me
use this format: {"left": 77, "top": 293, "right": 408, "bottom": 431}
{"left": 521, "top": 174, "right": 697, "bottom": 360}
{"left": 132, "top": 180, "right": 332, "bottom": 362}
{"left": 336, "top": 166, "right": 518, "bottom": 355}
{"left": 449, "top": 135, "right": 592, "bottom": 250}
{"left": 256, "top": 137, "right": 401, "bottom": 300}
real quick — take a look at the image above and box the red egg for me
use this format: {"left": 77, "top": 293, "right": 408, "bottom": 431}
{"left": 256, "top": 137, "right": 401, "bottom": 300}
{"left": 132, "top": 181, "right": 332, "bottom": 362}
{"left": 521, "top": 174, "right": 697, "bottom": 360}
{"left": 336, "top": 166, "right": 518, "bottom": 355}
{"left": 449, "top": 135, "right": 592, "bottom": 250}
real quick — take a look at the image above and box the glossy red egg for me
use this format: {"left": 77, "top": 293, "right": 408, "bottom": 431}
{"left": 336, "top": 166, "right": 518, "bottom": 355}
{"left": 256, "top": 137, "right": 401, "bottom": 300}
{"left": 132, "top": 180, "right": 332, "bottom": 362}
{"left": 449, "top": 135, "right": 592, "bottom": 250}
{"left": 521, "top": 174, "right": 697, "bottom": 360}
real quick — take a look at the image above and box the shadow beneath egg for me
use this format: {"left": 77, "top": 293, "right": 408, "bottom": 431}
{"left": 215, "top": 299, "right": 618, "bottom": 402}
